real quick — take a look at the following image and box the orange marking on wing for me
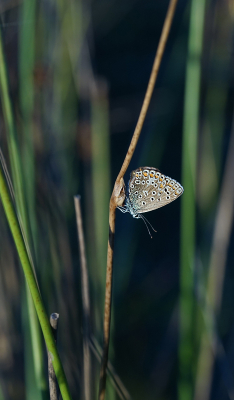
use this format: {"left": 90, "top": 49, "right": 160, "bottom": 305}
{"left": 160, "top": 183, "right": 164, "bottom": 188}
{"left": 143, "top": 172, "right": 148, "bottom": 177}
{"left": 150, "top": 173, "right": 154, "bottom": 177}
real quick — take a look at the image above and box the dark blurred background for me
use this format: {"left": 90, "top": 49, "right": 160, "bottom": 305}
{"left": 0, "top": 0, "right": 234, "bottom": 399}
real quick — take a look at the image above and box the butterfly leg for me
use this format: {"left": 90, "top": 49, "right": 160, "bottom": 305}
{"left": 117, "top": 206, "right": 128, "bottom": 213}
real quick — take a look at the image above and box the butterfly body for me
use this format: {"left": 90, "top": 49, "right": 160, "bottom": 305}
{"left": 118, "top": 167, "right": 184, "bottom": 219}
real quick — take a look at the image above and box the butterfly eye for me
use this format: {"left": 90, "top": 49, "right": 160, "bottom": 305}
{"left": 150, "top": 170, "right": 155, "bottom": 177}
{"left": 150, "top": 197, "right": 155, "bottom": 201}
{"left": 166, "top": 196, "right": 170, "bottom": 200}
{"left": 154, "top": 183, "right": 158, "bottom": 188}
{"left": 156, "top": 172, "right": 160, "bottom": 177}
{"left": 152, "top": 191, "right": 156, "bottom": 195}
{"left": 130, "top": 184, "right": 134, "bottom": 188}
{"left": 134, "top": 191, "right": 138, "bottom": 195}
{"left": 142, "top": 201, "right": 146, "bottom": 205}
{"left": 135, "top": 180, "right": 140, "bottom": 184}
{"left": 141, "top": 180, "right": 145, "bottom": 185}
{"left": 146, "top": 180, "right": 150, "bottom": 184}
{"left": 138, "top": 194, "right": 143, "bottom": 199}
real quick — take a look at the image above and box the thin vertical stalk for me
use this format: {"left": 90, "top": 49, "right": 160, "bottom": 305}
{"left": 74, "top": 196, "right": 91, "bottom": 400}
{"left": 19, "top": 0, "right": 46, "bottom": 396}
{"left": 0, "top": 26, "right": 45, "bottom": 398}
{"left": 90, "top": 336, "right": 131, "bottom": 400}
{"left": 179, "top": 0, "right": 206, "bottom": 399}
{"left": 19, "top": 0, "right": 37, "bottom": 242}
{"left": 91, "top": 81, "right": 111, "bottom": 336}
{"left": 0, "top": 30, "right": 25, "bottom": 220}
{"left": 48, "top": 313, "right": 60, "bottom": 400}
{"left": 194, "top": 111, "right": 234, "bottom": 400}
{"left": 98, "top": 1, "right": 179, "bottom": 398}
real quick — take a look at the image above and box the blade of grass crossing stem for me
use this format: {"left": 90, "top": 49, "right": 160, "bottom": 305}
{"left": 19, "top": 0, "right": 46, "bottom": 397}
{"left": 179, "top": 0, "right": 206, "bottom": 399}
{"left": 0, "top": 158, "right": 72, "bottom": 400}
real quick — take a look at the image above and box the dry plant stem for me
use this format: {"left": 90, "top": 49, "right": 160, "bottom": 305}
{"left": 99, "top": 0, "right": 178, "bottom": 398}
{"left": 90, "top": 335, "right": 131, "bottom": 400}
{"left": 194, "top": 110, "right": 234, "bottom": 400}
{"left": 74, "top": 196, "right": 91, "bottom": 400}
{"left": 48, "top": 313, "right": 60, "bottom": 400}
{"left": 116, "top": 0, "right": 178, "bottom": 182}
{"left": 207, "top": 118, "right": 234, "bottom": 313}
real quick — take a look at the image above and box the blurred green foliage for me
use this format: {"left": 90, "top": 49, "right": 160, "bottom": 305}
{"left": 0, "top": 0, "right": 234, "bottom": 399}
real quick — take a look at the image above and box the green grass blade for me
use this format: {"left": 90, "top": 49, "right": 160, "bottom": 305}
{"left": 0, "top": 30, "right": 25, "bottom": 222}
{"left": 179, "top": 0, "right": 206, "bottom": 398}
{"left": 18, "top": 0, "right": 46, "bottom": 395}
{"left": 91, "top": 84, "right": 111, "bottom": 327}
{"left": 91, "top": 83, "right": 114, "bottom": 398}
{"left": 0, "top": 25, "right": 46, "bottom": 397}
{"left": 0, "top": 163, "right": 73, "bottom": 400}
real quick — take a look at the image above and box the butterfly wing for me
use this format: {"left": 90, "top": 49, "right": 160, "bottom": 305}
{"left": 128, "top": 167, "right": 184, "bottom": 214}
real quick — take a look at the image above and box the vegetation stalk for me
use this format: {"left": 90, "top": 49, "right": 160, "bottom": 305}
{"left": 98, "top": 0, "right": 179, "bottom": 398}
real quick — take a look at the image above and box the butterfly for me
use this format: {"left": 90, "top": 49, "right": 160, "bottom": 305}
{"left": 118, "top": 167, "right": 184, "bottom": 222}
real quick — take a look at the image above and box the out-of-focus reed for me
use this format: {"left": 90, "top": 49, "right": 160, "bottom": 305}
{"left": 180, "top": 0, "right": 206, "bottom": 398}
{"left": 0, "top": 0, "right": 234, "bottom": 399}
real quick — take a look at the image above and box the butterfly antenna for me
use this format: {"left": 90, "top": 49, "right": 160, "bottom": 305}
{"left": 139, "top": 214, "right": 154, "bottom": 238}
{"left": 141, "top": 214, "right": 157, "bottom": 233}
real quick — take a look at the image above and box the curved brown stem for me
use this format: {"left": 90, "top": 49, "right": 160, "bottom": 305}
{"left": 116, "top": 0, "right": 178, "bottom": 183}
{"left": 98, "top": 1, "right": 178, "bottom": 399}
